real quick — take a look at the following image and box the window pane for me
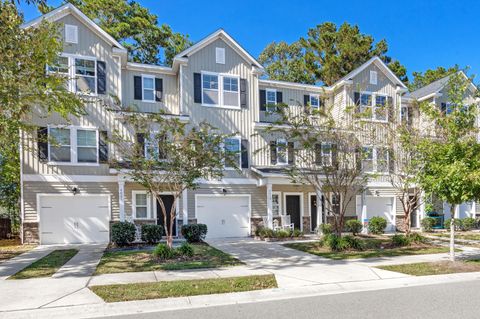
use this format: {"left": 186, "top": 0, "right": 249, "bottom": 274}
{"left": 375, "top": 96, "right": 386, "bottom": 107}
{"left": 136, "top": 194, "right": 147, "bottom": 206}
{"left": 77, "top": 130, "right": 96, "bottom": 147}
{"left": 362, "top": 147, "right": 373, "bottom": 171}
{"left": 136, "top": 206, "right": 147, "bottom": 218}
{"left": 77, "top": 147, "right": 97, "bottom": 163}
{"left": 75, "top": 59, "right": 95, "bottom": 76}
{"left": 48, "top": 56, "right": 69, "bottom": 74}
{"left": 310, "top": 95, "right": 319, "bottom": 107}
{"left": 267, "top": 91, "right": 276, "bottom": 104}
{"left": 224, "top": 92, "right": 239, "bottom": 106}
{"left": 50, "top": 146, "right": 71, "bottom": 162}
{"left": 143, "top": 77, "right": 154, "bottom": 89}
{"left": 143, "top": 89, "right": 154, "bottom": 101}
{"left": 202, "top": 74, "right": 218, "bottom": 89}
{"left": 223, "top": 77, "right": 238, "bottom": 92}
{"left": 203, "top": 90, "right": 219, "bottom": 105}
{"left": 360, "top": 93, "right": 372, "bottom": 106}
{"left": 272, "top": 194, "right": 280, "bottom": 216}
{"left": 377, "top": 148, "right": 389, "bottom": 172}
{"left": 224, "top": 138, "right": 240, "bottom": 168}
{"left": 50, "top": 128, "right": 70, "bottom": 145}
{"left": 277, "top": 140, "right": 287, "bottom": 164}
{"left": 76, "top": 76, "right": 96, "bottom": 93}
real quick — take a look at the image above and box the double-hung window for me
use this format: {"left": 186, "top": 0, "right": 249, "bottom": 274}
{"left": 331, "top": 194, "right": 341, "bottom": 215}
{"left": 223, "top": 77, "right": 239, "bottom": 107}
{"left": 375, "top": 95, "right": 387, "bottom": 121}
{"left": 47, "top": 54, "right": 97, "bottom": 95}
{"left": 359, "top": 92, "right": 389, "bottom": 122}
{"left": 202, "top": 73, "right": 220, "bottom": 106}
{"left": 224, "top": 137, "right": 241, "bottom": 169}
{"left": 272, "top": 192, "right": 281, "bottom": 216}
{"left": 276, "top": 138, "right": 288, "bottom": 165}
{"left": 133, "top": 191, "right": 150, "bottom": 219}
{"left": 360, "top": 92, "right": 373, "bottom": 115}
{"left": 266, "top": 89, "right": 277, "bottom": 112}
{"left": 48, "top": 126, "right": 99, "bottom": 165}
{"left": 321, "top": 143, "right": 333, "bottom": 166}
{"left": 202, "top": 72, "right": 240, "bottom": 108}
{"left": 142, "top": 75, "right": 155, "bottom": 102}
{"left": 362, "top": 146, "right": 374, "bottom": 172}
{"left": 310, "top": 94, "right": 320, "bottom": 109}
{"left": 362, "top": 146, "right": 389, "bottom": 173}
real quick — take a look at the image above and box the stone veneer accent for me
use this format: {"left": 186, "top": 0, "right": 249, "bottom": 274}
{"left": 22, "top": 222, "right": 39, "bottom": 244}
{"left": 395, "top": 215, "right": 407, "bottom": 232}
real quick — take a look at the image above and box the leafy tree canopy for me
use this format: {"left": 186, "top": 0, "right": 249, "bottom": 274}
{"left": 409, "top": 65, "right": 459, "bottom": 91}
{"left": 40, "top": 0, "right": 192, "bottom": 66}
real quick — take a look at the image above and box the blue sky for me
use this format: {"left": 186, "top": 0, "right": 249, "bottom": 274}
{"left": 19, "top": 0, "right": 480, "bottom": 83}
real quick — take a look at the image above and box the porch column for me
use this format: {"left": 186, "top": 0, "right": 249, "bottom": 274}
{"left": 316, "top": 189, "right": 323, "bottom": 228}
{"left": 361, "top": 192, "right": 368, "bottom": 234}
{"left": 266, "top": 183, "right": 273, "bottom": 228}
{"left": 419, "top": 190, "right": 426, "bottom": 221}
{"left": 182, "top": 189, "right": 188, "bottom": 225}
{"left": 454, "top": 204, "right": 460, "bottom": 219}
{"left": 472, "top": 201, "right": 477, "bottom": 218}
{"left": 118, "top": 180, "right": 125, "bottom": 222}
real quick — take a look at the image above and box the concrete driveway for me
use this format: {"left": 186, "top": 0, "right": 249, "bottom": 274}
{"left": 207, "top": 238, "right": 408, "bottom": 288}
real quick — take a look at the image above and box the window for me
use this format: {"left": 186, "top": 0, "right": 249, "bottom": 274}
{"left": 441, "top": 102, "right": 453, "bottom": 115}
{"left": 276, "top": 138, "right": 288, "bottom": 165}
{"left": 272, "top": 193, "right": 280, "bottom": 216}
{"left": 76, "top": 129, "right": 97, "bottom": 163}
{"left": 223, "top": 77, "right": 239, "bottom": 107}
{"left": 202, "top": 73, "right": 219, "bottom": 105}
{"left": 224, "top": 137, "right": 241, "bottom": 169}
{"left": 362, "top": 146, "right": 389, "bottom": 173}
{"left": 359, "top": 92, "right": 389, "bottom": 121}
{"left": 75, "top": 58, "right": 96, "bottom": 93}
{"left": 47, "top": 56, "right": 69, "bottom": 75}
{"left": 215, "top": 47, "right": 225, "bottom": 64}
{"left": 375, "top": 95, "right": 387, "bottom": 121}
{"left": 310, "top": 94, "right": 320, "bottom": 109}
{"left": 142, "top": 76, "right": 155, "bottom": 102}
{"left": 49, "top": 128, "right": 71, "bottom": 162}
{"left": 266, "top": 89, "right": 277, "bottom": 112}
{"left": 370, "top": 71, "right": 377, "bottom": 85}
{"left": 64, "top": 24, "right": 78, "bottom": 44}
{"left": 321, "top": 143, "right": 332, "bottom": 166}
{"left": 331, "top": 194, "right": 341, "bottom": 215}
{"left": 48, "top": 126, "right": 99, "bottom": 165}
{"left": 133, "top": 191, "right": 150, "bottom": 219}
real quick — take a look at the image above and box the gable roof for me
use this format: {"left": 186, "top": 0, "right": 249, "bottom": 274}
{"left": 333, "top": 56, "right": 408, "bottom": 90}
{"left": 405, "top": 71, "right": 477, "bottom": 100}
{"left": 173, "top": 29, "right": 264, "bottom": 70}
{"left": 21, "top": 3, "right": 127, "bottom": 53}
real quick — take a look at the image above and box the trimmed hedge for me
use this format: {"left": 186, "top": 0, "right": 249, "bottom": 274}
{"left": 111, "top": 222, "right": 136, "bottom": 246}
{"left": 345, "top": 219, "right": 363, "bottom": 236}
{"left": 141, "top": 224, "right": 163, "bottom": 244}
{"left": 181, "top": 224, "right": 208, "bottom": 243}
{"left": 368, "top": 216, "right": 387, "bottom": 235}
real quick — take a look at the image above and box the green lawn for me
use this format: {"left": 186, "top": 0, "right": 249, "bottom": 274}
{"left": 0, "top": 239, "right": 36, "bottom": 262}
{"left": 378, "top": 260, "right": 480, "bottom": 276}
{"left": 284, "top": 238, "right": 452, "bottom": 260}
{"left": 95, "top": 244, "right": 243, "bottom": 275}
{"left": 432, "top": 233, "right": 480, "bottom": 241}
{"left": 90, "top": 275, "right": 277, "bottom": 302}
{"left": 9, "top": 249, "right": 78, "bottom": 279}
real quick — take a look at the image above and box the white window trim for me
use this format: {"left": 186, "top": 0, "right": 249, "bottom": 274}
{"left": 201, "top": 71, "right": 240, "bottom": 109}
{"left": 47, "top": 125, "right": 99, "bottom": 166}
{"left": 329, "top": 193, "right": 342, "bottom": 216}
{"left": 47, "top": 53, "right": 97, "bottom": 96}
{"left": 65, "top": 24, "right": 78, "bottom": 44}
{"left": 362, "top": 146, "right": 389, "bottom": 174}
{"left": 266, "top": 88, "right": 277, "bottom": 112}
{"left": 360, "top": 91, "right": 389, "bottom": 122}
{"left": 276, "top": 138, "right": 288, "bottom": 165}
{"left": 132, "top": 191, "right": 152, "bottom": 220}
{"left": 141, "top": 74, "right": 156, "bottom": 103}
{"left": 215, "top": 47, "right": 225, "bottom": 64}
{"left": 223, "top": 136, "right": 242, "bottom": 169}
{"left": 321, "top": 142, "right": 332, "bottom": 166}
{"left": 272, "top": 191, "right": 281, "bottom": 216}
{"left": 310, "top": 94, "right": 320, "bottom": 109}
{"left": 370, "top": 70, "right": 378, "bottom": 85}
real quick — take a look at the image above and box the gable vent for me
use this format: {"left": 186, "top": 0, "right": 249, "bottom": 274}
{"left": 65, "top": 24, "right": 78, "bottom": 44}
{"left": 216, "top": 47, "right": 225, "bottom": 64}
{"left": 370, "top": 70, "right": 378, "bottom": 85}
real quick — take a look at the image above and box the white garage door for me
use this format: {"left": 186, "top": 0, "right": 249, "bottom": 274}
{"left": 196, "top": 195, "right": 250, "bottom": 238}
{"left": 39, "top": 195, "right": 110, "bottom": 244}
{"left": 366, "top": 197, "right": 395, "bottom": 232}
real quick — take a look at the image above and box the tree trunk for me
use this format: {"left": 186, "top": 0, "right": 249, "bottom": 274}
{"left": 405, "top": 208, "right": 411, "bottom": 235}
{"left": 449, "top": 204, "right": 456, "bottom": 262}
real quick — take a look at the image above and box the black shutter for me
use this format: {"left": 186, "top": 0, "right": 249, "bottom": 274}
{"left": 276, "top": 91, "right": 283, "bottom": 104}
{"left": 315, "top": 143, "right": 322, "bottom": 165}
{"left": 99, "top": 130, "right": 108, "bottom": 163}
{"left": 37, "top": 127, "right": 48, "bottom": 162}
{"left": 387, "top": 96, "right": 394, "bottom": 121}
{"left": 270, "top": 141, "right": 277, "bottom": 165}
{"left": 97, "top": 61, "right": 106, "bottom": 94}
{"left": 155, "top": 78, "right": 163, "bottom": 102}
{"left": 136, "top": 133, "right": 145, "bottom": 157}
{"left": 354, "top": 92, "right": 360, "bottom": 113}
{"left": 240, "top": 79, "right": 247, "bottom": 108}
{"left": 194, "top": 73, "right": 202, "bottom": 103}
{"left": 241, "top": 139, "right": 249, "bottom": 168}
{"left": 134, "top": 76, "right": 142, "bottom": 100}
{"left": 355, "top": 147, "right": 362, "bottom": 171}
{"left": 259, "top": 89, "right": 266, "bottom": 111}
{"left": 388, "top": 149, "right": 395, "bottom": 173}
{"left": 288, "top": 142, "right": 294, "bottom": 165}
{"left": 304, "top": 95, "right": 309, "bottom": 107}
{"left": 332, "top": 144, "right": 338, "bottom": 166}
{"left": 441, "top": 102, "right": 447, "bottom": 114}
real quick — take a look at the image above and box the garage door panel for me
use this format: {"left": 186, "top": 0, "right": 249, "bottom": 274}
{"left": 366, "top": 197, "right": 394, "bottom": 232}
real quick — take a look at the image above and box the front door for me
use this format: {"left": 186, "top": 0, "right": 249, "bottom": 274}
{"left": 310, "top": 195, "right": 325, "bottom": 232}
{"left": 157, "top": 195, "right": 177, "bottom": 236}
{"left": 285, "top": 195, "right": 301, "bottom": 230}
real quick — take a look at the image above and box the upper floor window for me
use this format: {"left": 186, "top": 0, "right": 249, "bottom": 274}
{"left": 276, "top": 138, "right": 288, "bottom": 165}
{"left": 215, "top": 47, "right": 225, "bottom": 64}
{"left": 362, "top": 146, "right": 389, "bottom": 173}
{"left": 224, "top": 137, "right": 241, "bottom": 169}
{"left": 142, "top": 75, "right": 155, "bottom": 102}
{"left": 321, "top": 143, "right": 332, "bottom": 166}
{"left": 202, "top": 72, "right": 240, "bottom": 108}
{"left": 48, "top": 126, "right": 98, "bottom": 165}
{"left": 440, "top": 102, "right": 453, "bottom": 115}
{"left": 144, "top": 133, "right": 167, "bottom": 160}
{"left": 266, "top": 89, "right": 277, "bottom": 111}
{"left": 64, "top": 24, "right": 78, "bottom": 44}
{"left": 358, "top": 92, "right": 389, "bottom": 122}
{"left": 370, "top": 71, "right": 378, "bottom": 85}
{"left": 331, "top": 194, "right": 341, "bottom": 215}
{"left": 47, "top": 54, "right": 98, "bottom": 95}
{"left": 310, "top": 94, "right": 320, "bottom": 109}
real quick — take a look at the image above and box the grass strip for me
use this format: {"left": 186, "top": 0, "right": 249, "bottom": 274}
{"left": 9, "top": 249, "right": 78, "bottom": 279}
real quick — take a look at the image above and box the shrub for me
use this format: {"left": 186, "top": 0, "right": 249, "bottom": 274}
{"left": 141, "top": 224, "right": 163, "bottom": 244}
{"left": 444, "top": 218, "right": 462, "bottom": 231}
{"left": 259, "top": 228, "right": 275, "bottom": 238}
{"left": 368, "top": 217, "right": 387, "bottom": 235}
{"left": 181, "top": 224, "right": 208, "bottom": 243}
{"left": 153, "top": 243, "right": 176, "bottom": 260}
{"left": 292, "top": 229, "right": 304, "bottom": 238}
{"left": 345, "top": 219, "right": 363, "bottom": 236}
{"left": 275, "top": 229, "right": 291, "bottom": 238}
{"left": 254, "top": 227, "right": 264, "bottom": 237}
{"left": 391, "top": 234, "right": 410, "bottom": 247}
{"left": 420, "top": 217, "right": 436, "bottom": 232}
{"left": 407, "top": 232, "right": 427, "bottom": 244}
{"left": 339, "top": 235, "right": 363, "bottom": 251}
{"left": 323, "top": 233, "right": 340, "bottom": 251}
{"left": 111, "top": 222, "right": 136, "bottom": 246}
{"left": 319, "top": 223, "right": 333, "bottom": 235}
{"left": 461, "top": 217, "right": 476, "bottom": 231}
{"left": 177, "top": 242, "right": 194, "bottom": 257}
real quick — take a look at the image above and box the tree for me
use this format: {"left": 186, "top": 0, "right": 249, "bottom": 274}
{"left": 265, "top": 101, "right": 369, "bottom": 236}
{"left": 300, "top": 22, "right": 407, "bottom": 86}
{"left": 0, "top": 2, "right": 84, "bottom": 232}
{"left": 416, "top": 72, "right": 480, "bottom": 261}
{"left": 258, "top": 41, "right": 315, "bottom": 84}
{"left": 409, "top": 66, "right": 459, "bottom": 91}
{"left": 112, "top": 113, "right": 233, "bottom": 247}
{"left": 41, "top": 0, "right": 192, "bottom": 66}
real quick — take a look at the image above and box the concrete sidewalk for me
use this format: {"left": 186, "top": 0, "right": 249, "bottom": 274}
{"left": 0, "top": 246, "right": 55, "bottom": 280}
{"left": 53, "top": 244, "right": 107, "bottom": 278}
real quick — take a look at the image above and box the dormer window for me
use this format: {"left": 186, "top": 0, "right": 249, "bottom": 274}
{"left": 216, "top": 47, "right": 225, "bottom": 64}
{"left": 65, "top": 24, "right": 78, "bottom": 44}
{"left": 370, "top": 71, "right": 378, "bottom": 85}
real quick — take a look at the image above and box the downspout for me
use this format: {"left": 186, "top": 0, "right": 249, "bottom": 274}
{"left": 19, "top": 129, "right": 25, "bottom": 243}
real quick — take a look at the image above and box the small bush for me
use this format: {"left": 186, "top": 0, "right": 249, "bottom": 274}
{"left": 275, "top": 229, "right": 291, "bottom": 238}
{"left": 420, "top": 217, "right": 436, "bottom": 232}
{"left": 444, "top": 218, "right": 462, "bottom": 231}
{"left": 407, "top": 232, "right": 427, "bottom": 244}
{"left": 323, "top": 233, "right": 340, "bottom": 251}
{"left": 319, "top": 223, "right": 333, "bottom": 235}
{"left": 254, "top": 227, "right": 264, "bottom": 237}
{"left": 345, "top": 219, "right": 363, "bottom": 236}
{"left": 111, "top": 222, "right": 136, "bottom": 246}
{"left": 368, "top": 217, "right": 387, "bottom": 235}
{"left": 141, "top": 224, "right": 163, "bottom": 244}
{"left": 292, "top": 229, "right": 304, "bottom": 238}
{"left": 339, "top": 235, "right": 363, "bottom": 251}
{"left": 461, "top": 217, "right": 476, "bottom": 231}
{"left": 177, "top": 242, "right": 194, "bottom": 257}
{"left": 181, "top": 224, "right": 208, "bottom": 243}
{"left": 153, "top": 243, "right": 176, "bottom": 260}
{"left": 259, "top": 228, "right": 275, "bottom": 238}
{"left": 391, "top": 234, "right": 410, "bottom": 247}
